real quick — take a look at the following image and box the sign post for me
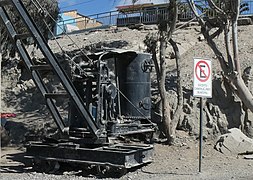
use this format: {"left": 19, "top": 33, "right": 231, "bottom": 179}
{"left": 193, "top": 58, "right": 212, "bottom": 173}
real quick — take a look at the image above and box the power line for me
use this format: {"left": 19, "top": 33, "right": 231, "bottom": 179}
{"left": 60, "top": 0, "right": 95, "bottom": 9}
{"left": 31, "top": 0, "right": 92, "bottom": 62}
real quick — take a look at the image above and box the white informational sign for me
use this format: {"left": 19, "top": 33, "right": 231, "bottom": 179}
{"left": 193, "top": 58, "right": 212, "bottom": 98}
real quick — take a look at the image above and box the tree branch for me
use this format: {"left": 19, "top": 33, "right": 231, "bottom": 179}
{"left": 169, "top": 38, "right": 183, "bottom": 107}
{"left": 210, "top": 26, "right": 223, "bottom": 39}
{"left": 231, "top": 0, "right": 241, "bottom": 75}
{"left": 206, "top": 0, "right": 226, "bottom": 16}
{"left": 167, "top": 0, "right": 178, "bottom": 39}
{"left": 224, "top": 22, "right": 234, "bottom": 71}
{"left": 169, "top": 38, "right": 183, "bottom": 136}
{"left": 188, "top": 0, "right": 228, "bottom": 73}
{"left": 187, "top": 0, "right": 205, "bottom": 26}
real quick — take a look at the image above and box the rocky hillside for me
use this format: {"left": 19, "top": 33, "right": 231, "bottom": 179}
{"left": 1, "top": 23, "right": 253, "bottom": 145}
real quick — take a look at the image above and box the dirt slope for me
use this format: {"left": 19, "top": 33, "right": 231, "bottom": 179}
{"left": 1, "top": 24, "right": 253, "bottom": 179}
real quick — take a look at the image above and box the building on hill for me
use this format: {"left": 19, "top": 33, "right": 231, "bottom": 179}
{"left": 115, "top": 0, "right": 253, "bottom": 27}
{"left": 54, "top": 1, "right": 253, "bottom": 33}
{"left": 55, "top": 10, "right": 103, "bottom": 35}
{"left": 116, "top": 2, "right": 193, "bottom": 26}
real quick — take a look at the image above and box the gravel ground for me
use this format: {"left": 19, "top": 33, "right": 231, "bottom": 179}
{"left": 1, "top": 134, "right": 253, "bottom": 180}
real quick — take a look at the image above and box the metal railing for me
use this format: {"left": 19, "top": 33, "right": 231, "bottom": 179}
{"left": 117, "top": 8, "right": 172, "bottom": 26}
{"left": 56, "top": 0, "right": 253, "bottom": 34}
{"left": 241, "top": 0, "right": 253, "bottom": 15}
{"left": 194, "top": 0, "right": 253, "bottom": 17}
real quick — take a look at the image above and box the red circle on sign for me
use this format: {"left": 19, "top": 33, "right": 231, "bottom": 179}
{"left": 195, "top": 60, "right": 210, "bottom": 82}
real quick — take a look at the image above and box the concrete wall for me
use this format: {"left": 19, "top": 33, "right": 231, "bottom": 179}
{"left": 55, "top": 10, "right": 103, "bottom": 35}
{"left": 63, "top": 10, "right": 102, "bottom": 31}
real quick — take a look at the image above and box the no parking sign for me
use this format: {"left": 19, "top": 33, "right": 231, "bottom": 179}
{"left": 193, "top": 58, "right": 212, "bottom": 173}
{"left": 193, "top": 58, "right": 212, "bottom": 98}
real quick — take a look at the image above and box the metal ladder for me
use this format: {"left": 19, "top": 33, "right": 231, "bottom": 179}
{"left": 0, "top": 0, "right": 100, "bottom": 138}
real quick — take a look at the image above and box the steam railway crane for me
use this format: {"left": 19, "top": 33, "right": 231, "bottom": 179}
{"left": 0, "top": 0, "right": 155, "bottom": 175}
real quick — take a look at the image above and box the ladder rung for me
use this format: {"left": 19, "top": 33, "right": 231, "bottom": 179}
{"left": 83, "top": 84, "right": 97, "bottom": 88}
{"left": 30, "top": 65, "right": 52, "bottom": 71}
{"left": 80, "top": 65, "right": 92, "bottom": 68}
{"left": 0, "top": 0, "right": 11, "bottom": 6}
{"left": 84, "top": 69, "right": 97, "bottom": 73}
{"left": 15, "top": 33, "right": 31, "bottom": 40}
{"left": 45, "top": 93, "right": 69, "bottom": 99}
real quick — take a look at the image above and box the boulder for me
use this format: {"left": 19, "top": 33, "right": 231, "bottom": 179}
{"left": 0, "top": 126, "right": 10, "bottom": 147}
{"left": 215, "top": 128, "right": 253, "bottom": 155}
{"left": 238, "top": 18, "right": 252, "bottom": 26}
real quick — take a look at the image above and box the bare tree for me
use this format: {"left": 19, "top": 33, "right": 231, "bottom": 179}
{"left": 132, "top": 0, "right": 139, "bottom": 5}
{"left": 0, "top": 0, "right": 59, "bottom": 58}
{"left": 144, "top": 0, "right": 182, "bottom": 144}
{"left": 188, "top": 0, "right": 253, "bottom": 112}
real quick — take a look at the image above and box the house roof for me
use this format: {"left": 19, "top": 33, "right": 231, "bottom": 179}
{"left": 116, "top": 3, "right": 154, "bottom": 12}
{"left": 61, "top": 9, "right": 78, "bottom": 13}
{"left": 116, "top": 3, "right": 169, "bottom": 13}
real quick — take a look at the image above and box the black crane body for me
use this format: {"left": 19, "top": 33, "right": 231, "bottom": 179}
{"left": 0, "top": 0, "right": 155, "bottom": 175}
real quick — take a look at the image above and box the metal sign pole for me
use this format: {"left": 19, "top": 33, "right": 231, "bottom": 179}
{"left": 199, "top": 97, "right": 203, "bottom": 173}
{"left": 193, "top": 57, "right": 212, "bottom": 173}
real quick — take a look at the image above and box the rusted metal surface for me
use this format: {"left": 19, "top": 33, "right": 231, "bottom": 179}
{"left": 25, "top": 142, "right": 153, "bottom": 169}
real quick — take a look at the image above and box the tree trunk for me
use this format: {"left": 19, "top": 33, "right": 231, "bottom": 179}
{"left": 231, "top": 0, "right": 241, "bottom": 75}
{"left": 169, "top": 39, "right": 183, "bottom": 138}
{"left": 229, "top": 74, "right": 253, "bottom": 112}
{"left": 159, "top": 31, "right": 173, "bottom": 144}
{"left": 144, "top": 0, "right": 179, "bottom": 144}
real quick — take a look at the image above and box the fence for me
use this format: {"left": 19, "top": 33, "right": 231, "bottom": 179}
{"left": 56, "top": 0, "right": 253, "bottom": 34}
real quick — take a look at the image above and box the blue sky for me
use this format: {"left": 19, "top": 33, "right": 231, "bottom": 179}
{"left": 58, "top": 0, "right": 167, "bottom": 15}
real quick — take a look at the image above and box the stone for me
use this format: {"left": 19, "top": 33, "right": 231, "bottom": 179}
{"left": 244, "top": 155, "right": 253, "bottom": 160}
{"left": 0, "top": 126, "right": 10, "bottom": 146}
{"left": 215, "top": 128, "right": 253, "bottom": 155}
{"left": 128, "top": 23, "right": 145, "bottom": 30}
{"left": 238, "top": 18, "right": 252, "bottom": 26}
{"left": 143, "top": 25, "right": 157, "bottom": 30}
{"left": 198, "top": 34, "right": 205, "bottom": 41}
